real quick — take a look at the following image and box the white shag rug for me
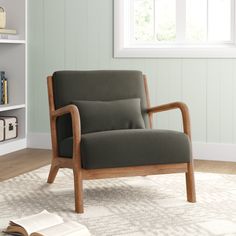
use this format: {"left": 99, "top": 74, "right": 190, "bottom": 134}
{"left": 1, "top": 166, "right": 236, "bottom": 236}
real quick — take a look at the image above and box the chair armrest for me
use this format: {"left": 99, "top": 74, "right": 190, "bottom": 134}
{"left": 50, "top": 104, "right": 81, "bottom": 161}
{"left": 51, "top": 104, "right": 81, "bottom": 141}
{"left": 147, "top": 102, "right": 191, "bottom": 139}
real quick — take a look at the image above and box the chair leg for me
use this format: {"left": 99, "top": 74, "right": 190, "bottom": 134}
{"left": 185, "top": 162, "right": 196, "bottom": 203}
{"left": 47, "top": 164, "right": 59, "bottom": 184}
{"left": 73, "top": 168, "right": 84, "bottom": 213}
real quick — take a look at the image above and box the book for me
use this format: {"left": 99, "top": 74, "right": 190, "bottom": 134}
{"left": 0, "top": 34, "right": 19, "bottom": 40}
{"left": 0, "top": 72, "right": 2, "bottom": 104}
{"left": 0, "top": 28, "right": 17, "bottom": 35}
{"left": 3, "top": 210, "right": 91, "bottom": 236}
{"left": 0, "top": 71, "right": 8, "bottom": 105}
{"left": 3, "top": 78, "right": 8, "bottom": 104}
{"left": 0, "top": 71, "right": 5, "bottom": 105}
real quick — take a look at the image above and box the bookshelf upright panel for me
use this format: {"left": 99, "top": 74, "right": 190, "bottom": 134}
{"left": 0, "top": 0, "right": 27, "bottom": 155}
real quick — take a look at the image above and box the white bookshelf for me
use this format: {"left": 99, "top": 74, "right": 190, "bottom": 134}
{"left": 0, "top": 39, "right": 26, "bottom": 44}
{"left": 0, "top": 0, "right": 27, "bottom": 155}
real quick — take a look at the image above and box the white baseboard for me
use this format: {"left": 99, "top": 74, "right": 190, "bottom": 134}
{"left": 27, "top": 133, "right": 236, "bottom": 162}
{"left": 27, "top": 133, "right": 51, "bottom": 149}
{"left": 193, "top": 142, "right": 236, "bottom": 162}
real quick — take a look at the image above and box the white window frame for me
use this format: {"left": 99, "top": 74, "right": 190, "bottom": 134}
{"left": 114, "top": 0, "right": 236, "bottom": 58}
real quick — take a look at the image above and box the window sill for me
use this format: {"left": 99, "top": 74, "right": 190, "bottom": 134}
{"left": 114, "top": 45, "right": 236, "bottom": 58}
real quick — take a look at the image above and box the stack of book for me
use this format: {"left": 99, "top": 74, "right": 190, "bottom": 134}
{"left": 0, "top": 71, "right": 8, "bottom": 104}
{"left": 0, "top": 28, "right": 19, "bottom": 40}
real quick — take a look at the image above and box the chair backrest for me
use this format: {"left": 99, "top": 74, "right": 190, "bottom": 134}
{"left": 51, "top": 70, "right": 150, "bottom": 142}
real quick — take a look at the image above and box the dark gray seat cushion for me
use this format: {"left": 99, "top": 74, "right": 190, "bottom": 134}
{"left": 72, "top": 99, "right": 145, "bottom": 134}
{"left": 59, "top": 129, "right": 191, "bottom": 169}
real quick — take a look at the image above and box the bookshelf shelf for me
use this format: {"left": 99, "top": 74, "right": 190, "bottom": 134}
{"left": 0, "top": 0, "right": 27, "bottom": 155}
{"left": 0, "top": 138, "right": 27, "bottom": 156}
{"left": 0, "top": 39, "right": 26, "bottom": 44}
{"left": 0, "top": 104, "right": 25, "bottom": 112}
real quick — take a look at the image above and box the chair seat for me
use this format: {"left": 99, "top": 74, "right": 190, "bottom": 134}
{"left": 59, "top": 129, "right": 191, "bottom": 169}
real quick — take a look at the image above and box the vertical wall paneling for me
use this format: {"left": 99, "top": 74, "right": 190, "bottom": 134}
{"left": 154, "top": 60, "right": 173, "bottom": 129}
{"left": 233, "top": 60, "right": 236, "bottom": 144}
{"left": 143, "top": 59, "right": 160, "bottom": 129}
{"left": 206, "top": 59, "right": 221, "bottom": 143}
{"left": 152, "top": 59, "right": 182, "bottom": 131}
{"left": 167, "top": 59, "right": 182, "bottom": 132}
{"left": 64, "top": 0, "right": 79, "bottom": 69}
{"left": 28, "top": 0, "right": 45, "bottom": 132}
{"left": 219, "top": 59, "right": 234, "bottom": 143}
{"left": 39, "top": 0, "right": 65, "bottom": 133}
{"left": 98, "top": 0, "right": 112, "bottom": 69}
{"left": 44, "top": 0, "right": 65, "bottom": 73}
{"left": 76, "top": 0, "right": 88, "bottom": 69}
{"left": 182, "top": 59, "right": 207, "bottom": 142}
{"left": 87, "top": 0, "right": 100, "bottom": 69}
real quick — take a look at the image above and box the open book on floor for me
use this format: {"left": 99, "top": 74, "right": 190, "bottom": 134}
{"left": 3, "top": 210, "right": 91, "bottom": 236}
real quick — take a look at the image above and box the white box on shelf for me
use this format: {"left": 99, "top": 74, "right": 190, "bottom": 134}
{"left": 0, "top": 116, "right": 18, "bottom": 141}
{"left": 0, "top": 119, "right": 4, "bottom": 141}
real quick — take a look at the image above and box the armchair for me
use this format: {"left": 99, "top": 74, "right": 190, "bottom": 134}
{"left": 47, "top": 70, "right": 196, "bottom": 213}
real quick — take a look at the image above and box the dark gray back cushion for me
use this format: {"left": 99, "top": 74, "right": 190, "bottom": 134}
{"left": 72, "top": 99, "right": 145, "bottom": 134}
{"left": 52, "top": 70, "right": 150, "bottom": 142}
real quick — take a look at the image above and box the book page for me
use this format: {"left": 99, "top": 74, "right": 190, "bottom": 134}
{"left": 10, "top": 210, "right": 64, "bottom": 235}
{"left": 31, "top": 221, "right": 91, "bottom": 236}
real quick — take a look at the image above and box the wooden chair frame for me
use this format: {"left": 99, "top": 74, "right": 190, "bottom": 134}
{"left": 47, "top": 75, "right": 196, "bottom": 213}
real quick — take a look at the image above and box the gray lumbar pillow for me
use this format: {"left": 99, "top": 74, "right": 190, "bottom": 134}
{"left": 72, "top": 98, "right": 145, "bottom": 134}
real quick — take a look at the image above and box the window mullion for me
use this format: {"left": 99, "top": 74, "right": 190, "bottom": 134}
{"left": 129, "top": 0, "right": 134, "bottom": 44}
{"left": 153, "top": 0, "right": 156, "bottom": 41}
{"left": 231, "top": 0, "right": 235, "bottom": 43}
{"left": 207, "top": 0, "right": 209, "bottom": 42}
{"left": 176, "top": 0, "right": 186, "bottom": 43}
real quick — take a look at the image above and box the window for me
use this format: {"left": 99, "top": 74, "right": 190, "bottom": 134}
{"left": 114, "top": 0, "right": 236, "bottom": 58}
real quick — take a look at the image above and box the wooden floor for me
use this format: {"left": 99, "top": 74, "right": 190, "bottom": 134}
{"left": 0, "top": 148, "right": 236, "bottom": 181}
{"left": 0, "top": 149, "right": 51, "bottom": 181}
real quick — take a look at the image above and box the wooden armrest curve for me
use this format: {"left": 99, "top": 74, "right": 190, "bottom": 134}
{"left": 51, "top": 104, "right": 79, "bottom": 118}
{"left": 147, "top": 102, "right": 191, "bottom": 139}
{"left": 51, "top": 104, "right": 81, "bottom": 143}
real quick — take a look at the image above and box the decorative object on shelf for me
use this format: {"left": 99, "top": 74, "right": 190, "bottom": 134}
{"left": 0, "top": 116, "right": 18, "bottom": 142}
{"left": 0, "top": 71, "right": 8, "bottom": 104}
{"left": 0, "top": 33, "right": 19, "bottom": 40}
{"left": 0, "top": 9, "right": 18, "bottom": 40}
{"left": 0, "top": 7, "right": 6, "bottom": 29}
{"left": 0, "top": 28, "right": 18, "bottom": 40}
{"left": 0, "top": 118, "right": 4, "bottom": 141}
{"left": 0, "top": 28, "right": 16, "bottom": 34}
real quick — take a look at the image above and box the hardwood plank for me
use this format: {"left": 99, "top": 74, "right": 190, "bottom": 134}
{"left": 0, "top": 149, "right": 51, "bottom": 181}
{"left": 194, "top": 159, "right": 236, "bottom": 175}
